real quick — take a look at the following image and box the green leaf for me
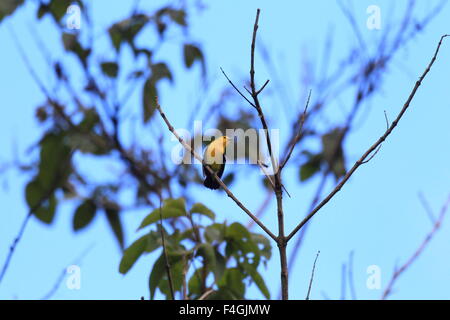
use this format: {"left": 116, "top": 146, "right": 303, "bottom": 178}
{"left": 119, "top": 235, "right": 148, "bottom": 274}
{"left": 38, "top": 132, "right": 72, "bottom": 189}
{"left": 100, "top": 61, "right": 119, "bottom": 78}
{"left": 226, "top": 222, "right": 251, "bottom": 241}
{"left": 145, "top": 230, "right": 162, "bottom": 253}
{"left": 25, "top": 178, "right": 57, "bottom": 224}
{"left": 108, "top": 14, "right": 149, "bottom": 52}
{"left": 321, "top": 128, "right": 346, "bottom": 180}
{"left": 183, "top": 44, "right": 205, "bottom": 75}
{"left": 251, "top": 233, "right": 272, "bottom": 260}
{"left": 105, "top": 207, "right": 124, "bottom": 250}
{"left": 158, "top": 259, "right": 185, "bottom": 298}
{"left": 138, "top": 208, "right": 181, "bottom": 229}
{"left": 62, "top": 32, "right": 76, "bottom": 51}
{"left": 167, "top": 8, "right": 186, "bottom": 26}
{"left": 149, "top": 254, "right": 165, "bottom": 299}
{"left": 151, "top": 62, "right": 172, "bottom": 83}
{"left": 189, "top": 203, "right": 215, "bottom": 220}
{"left": 142, "top": 77, "right": 157, "bottom": 123}
{"left": 62, "top": 32, "right": 90, "bottom": 68}
{"left": 0, "top": 0, "right": 24, "bottom": 22}
{"left": 34, "top": 194, "right": 57, "bottom": 224}
{"left": 222, "top": 172, "right": 235, "bottom": 185}
{"left": 214, "top": 250, "right": 226, "bottom": 282}
{"left": 73, "top": 200, "right": 96, "bottom": 231}
{"left": 197, "top": 243, "right": 216, "bottom": 275}
{"left": 149, "top": 252, "right": 184, "bottom": 299}
{"left": 300, "top": 153, "right": 322, "bottom": 182}
{"left": 108, "top": 25, "right": 122, "bottom": 51}
{"left": 241, "top": 263, "right": 270, "bottom": 299}
{"left": 225, "top": 223, "right": 261, "bottom": 263}
{"left": 25, "top": 178, "right": 43, "bottom": 209}
{"left": 331, "top": 156, "right": 346, "bottom": 180}
{"left": 219, "top": 268, "right": 245, "bottom": 299}
{"left": 37, "top": 3, "right": 49, "bottom": 19}
{"left": 179, "top": 228, "right": 196, "bottom": 242}
{"left": 204, "top": 223, "right": 225, "bottom": 243}
{"left": 188, "top": 269, "right": 203, "bottom": 296}
{"left": 138, "top": 198, "right": 186, "bottom": 229}
{"left": 49, "top": 0, "right": 71, "bottom": 21}
{"left": 78, "top": 108, "right": 99, "bottom": 132}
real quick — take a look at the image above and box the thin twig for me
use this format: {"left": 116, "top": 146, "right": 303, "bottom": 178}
{"left": 220, "top": 68, "right": 256, "bottom": 108}
{"left": 42, "top": 243, "right": 95, "bottom": 299}
{"left": 198, "top": 289, "right": 214, "bottom": 300}
{"left": 246, "top": 189, "right": 273, "bottom": 229}
{"left": 381, "top": 194, "right": 450, "bottom": 299}
{"left": 287, "top": 170, "right": 329, "bottom": 273}
{"left": 384, "top": 110, "right": 390, "bottom": 129}
{"left": 280, "top": 90, "right": 311, "bottom": 170}
{"left": 418, "top": 191, "right": 436, "bottom": 224}
{"left": 257, "top": 160, "right": 275, "bottom": 190}
{"left": 0, "top": 212, "right": 34, "bottom": 285}
{"left": 348, "top": 250, "right": 357, "bottom": 300}
{"left": 256, "top": 79, "right": 270, "bottom": 95}
{"left": 340, "top": 263, "right": 347, "bottom": 300}
{"left": 287, "top": 34, "right": 450, "bottom": 242}
{"left": 0, "top": 147, "right": 72, "bottom": 286}
{"left": 306, "top": 250, "right": 320, "bottom": 300}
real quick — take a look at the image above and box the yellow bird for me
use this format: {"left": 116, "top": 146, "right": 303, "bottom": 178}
{"left": 203, "top": 136, "right": 231, "bottom": 189}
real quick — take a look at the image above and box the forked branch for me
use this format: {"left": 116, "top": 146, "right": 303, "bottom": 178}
{"left": 287, "top": 34, "right": 449, "bottom": 242}
{"left": 154, "top": 101, "right": 277, "bottom": 242}
{"left": 382, "top": 194, "right": 450, "bottom": 299}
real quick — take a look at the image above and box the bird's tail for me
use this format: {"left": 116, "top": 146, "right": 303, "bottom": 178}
{"left": 203, "top": 176, "right": 220, "bottom": 190}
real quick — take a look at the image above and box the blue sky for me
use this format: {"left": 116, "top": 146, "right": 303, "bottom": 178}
{"left": 1, "top": 0, "right": 450, "bottom": 300}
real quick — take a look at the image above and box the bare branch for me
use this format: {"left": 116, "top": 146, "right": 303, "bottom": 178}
{"left": 382, "top": 194, "right": 450, "bottom": 299}
{"left": 220, "top": 68, "right": 256, "bottom": 108}
{"left": 418, "top": 191, "right": 436, "bottom": 224}
{"left": 256, "top": 79, "right": 270, "bottom": 95}
{"left": 247, "top": 8, "right": 291, "bottom": 300}
{"left": 257, "top": 160, "right": 275, "bottom": 190}
{"left": 348, "top": 251, "right": 357, "bottom": 300}
{"left": 246, "top": 189, "right": 273, "bottom": 229}
{"left": 287, "top": 34, "right": 449, "bottom": 242}
{"left": 0, "top": 211, "right": 33, "bottom": 285}
{"left": 280, "top": 90, "right": 311, "bottom": 170}
{"left": 0, "top": 146, "right": 74, "bottom": 285}
{"left": 42, "top": 244, "right": 95, "bottom": 299}
{"left": 287, "top": 170, "right": 329, "bottom": 276}
{"left": 361, "top": 144, "right": 382, "bottom": 164}
{"left": 305, "top": 250, "right": 320, "bottom": 300}
{"left": 198, "top": 289, "right": 214, "bottom": 300}
{"left": 340, "top": 263, "right": 347, "bottom": 300}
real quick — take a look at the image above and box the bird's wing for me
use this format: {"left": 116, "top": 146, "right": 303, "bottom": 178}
{"left": 216, "top": 154, "right": 226, "bottom": 178}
